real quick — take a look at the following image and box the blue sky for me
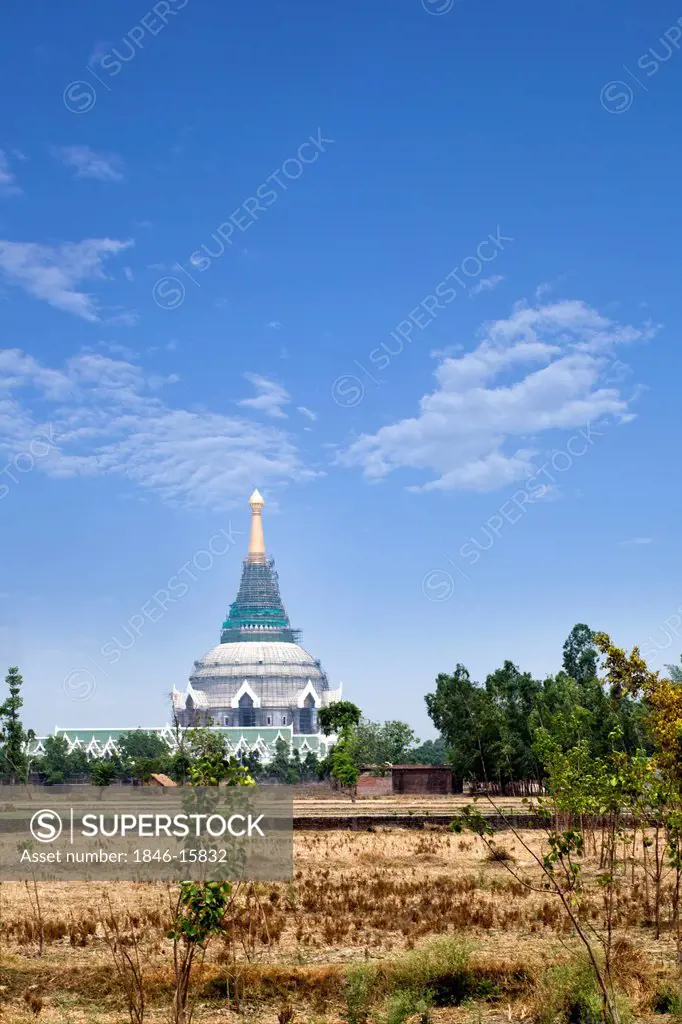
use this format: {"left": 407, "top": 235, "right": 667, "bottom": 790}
{"left": 1, "top": 0, "right": 681, "bottom": 738}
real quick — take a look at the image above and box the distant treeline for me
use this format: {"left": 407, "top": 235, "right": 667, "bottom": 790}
{"left": 424, "top": 623, "right": 679, "bottom": 790}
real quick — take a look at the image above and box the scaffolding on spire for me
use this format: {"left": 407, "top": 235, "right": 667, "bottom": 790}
{"left": 220, "top": 490, "right": 301, "bottom": 644}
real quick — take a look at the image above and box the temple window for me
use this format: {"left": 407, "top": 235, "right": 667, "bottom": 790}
{"left": 299, "top": 694, "right": 315, "bottom": 734}
{"left": 238, "top": 694, "right": 256, "bottom": 728}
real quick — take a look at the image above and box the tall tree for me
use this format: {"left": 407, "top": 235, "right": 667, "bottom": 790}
{"left": 562, "top": 623, "right": 598, "bottom": 683}
{"left": 0, "top": 666, "right": 29, "bottom": 783}
{"left": 319, "top": 700, "right": 361, "bottom": 796}
{"left": 425, "top": 664, "right": 503, "bottom": 784}
{"left": 269, "top": 737, "right": 300, "bottom": 783}
{"left": 318, "top": 700, "right": 361, "bottom": 735}
{"left": 485, "top": 661, "right": 541, "bottom": 783}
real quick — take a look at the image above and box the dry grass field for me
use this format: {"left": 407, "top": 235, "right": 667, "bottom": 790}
{"left": 0, "top": 821, "right": 678, "bottom": 1023}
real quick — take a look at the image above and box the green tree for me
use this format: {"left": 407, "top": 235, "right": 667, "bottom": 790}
{"left": 425, "top": 664, "right": 503, "bottom": 785}
{"left": 118, "top": 730, "right": 169, "bottom": 761}
{"left": 35, "top": 736, "right": 89, "bottom": 785}
{"left": 318, "top": 699, "right": 361, "bottom": 735}
{"left": 485, "top": 660, "right": 541, "bottom": 786}
{"left": 331, "top": 735, "right": 359, "bottom": 789}
{"left": 167, "top": 734, "right": 256, "bottom": 1023}
{"left": 562, "top": 623, "right": 599, "bottom": 684}
{"left": 117, "top": 730, "right": 172, "bottom": 782}
{"left": 354, "top": 718, "right": 417, "bottom": 771}
{"left": 0, "top": 666, "right": 29, "bottom": 783}
{"left": 174, "top": 728, "right": 254, "bottom": 787}
{"left": 168, "top": 881, "right": 233, "bottom": 1024}
{"left": 301, "top": 750, "right": 321, "bottom": 781}
{"left": 90, "top": 758, "right": 118, "bottom": 787}
{"left": 353, "top": 719, "right": 383, "bottom": 767}
{"left": 239, "top": 749, "right": 264, "bottom": 779}
{"left": 319, "top": 700, "right": 361, "bottom": 796}
{"left": 410, "top": 736, "right": 448, "bottom": 764}
{"left": 269, "top": 737, "right": 300, "bottom": 783}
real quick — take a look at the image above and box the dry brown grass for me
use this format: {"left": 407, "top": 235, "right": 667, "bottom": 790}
{"left": 0, "top": 827, "right": 678, "bottom": 1022}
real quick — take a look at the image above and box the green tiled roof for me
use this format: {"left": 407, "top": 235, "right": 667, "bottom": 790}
{"left": 28, "top": 725, "right": 329, "bottom": 762}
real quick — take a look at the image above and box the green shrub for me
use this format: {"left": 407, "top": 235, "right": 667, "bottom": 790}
{"left": 533, "top": 961, "right": 631, "bottom": 1024}
{"left": 345, "top": 938, "right": 492, "bottom": 1020}
{"left": 342, "top": 965, "right": 375, "bottom": 1024}
{"left": 381, "top": 988, "right": 433, "bottom": 1024}
{"left": 380, "top": 937, "right": 494, "bottom": 1006}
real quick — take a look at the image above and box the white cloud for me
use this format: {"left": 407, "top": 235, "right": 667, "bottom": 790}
{"left": 297, "top": 406, "right": 318, "bottom": 421}
{"left": 107, "top": 310, "right": 140, "bottom": 327}
{"left": 51, "top": 145, "right": 124, "bottom": 182}
{"left": 238, "top": 373, "right": 290, "bottom": 419}
{"left": 0, "top": 237, "right": 132, "bottom": 320}
{"left": 619, "top": 537, "right": 655, "bottom": 546}
{"left": 469, "top": 275, "right": 505, "bottom": 297}
{"left": 339, "top": 298, "right": 658, "bottom": 494}
{"left": 0, "top": 150, "right": 22, "bottom": 196}
{"left": 266, "top": 320, "right": 283, "bottom": 330}
{"left": 0, "top": 349, "right": 316, "bottom": 509}
{"left": 123, "top": 266, "right": 134, "bottom": 282}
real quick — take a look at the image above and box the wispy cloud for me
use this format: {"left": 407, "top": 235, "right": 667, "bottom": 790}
{"left": 51, "top": 145, "right": 124, "bottom": 182}
{"left": 97, "top": 342, "right": 139, "bottom": 361}
{"left": 0, "top": 238, "right": 132, "bottom": 320}
{"left": 619, "top": 537, "right": 655, "bottom": 546}
{"left": 266, "top": 320, "right": 283, "bottom": 330}
{"left": 87, "top": 42, "right": 110, "bottom": 67}
{"left": 297, "top": 406, "right": 318, "bottom": 421}
{"left": 469, "top": 274, "right": 505, "bottom": 297}
{"left": 0, "top": 150, "right": 22, "bottom": 196}
{"left": 238, "top": 373, "right": 290, "bottom": 419}
{"left": 107, "top": 310, "right": 140, "bottom": 327}
{"left": 0, "top": 349, "right": 316, "bottom": 509}
{"left": 339, "top": 297, "right": 658, "bottom": 493}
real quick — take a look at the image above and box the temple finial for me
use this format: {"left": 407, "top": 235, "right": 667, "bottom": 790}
{"left": 247, "top": 489, "right": 266, "bottom": 560}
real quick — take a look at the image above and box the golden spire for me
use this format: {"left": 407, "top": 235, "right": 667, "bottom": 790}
{"left": 247, "top": 489, "right": 266, "bottom": 561}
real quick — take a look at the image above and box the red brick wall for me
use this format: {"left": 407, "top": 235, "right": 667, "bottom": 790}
{"left": 356, "top": 775, "right": 392, "bottom": 797}
{"left": 392, "top": 767, "right": 453, "bottom": 794}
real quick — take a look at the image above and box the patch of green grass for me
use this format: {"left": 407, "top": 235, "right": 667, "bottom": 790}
{"left": 381, "top": 988, "right": 433, "bottom": 1024}
{"left": 651, "top": 987, "right": 682, "bottom": 1015}
{"left": 384, "top": 936, "right": 487, "bottom": 1005}
{"left": 342, "top": 936, "right": 495, "bottom": 1017}
{"left": 533, "top": 960, "right": 632, "bottom": 1024}
{"left": 342, "top": 966, "right": 375, "bottom": 1024}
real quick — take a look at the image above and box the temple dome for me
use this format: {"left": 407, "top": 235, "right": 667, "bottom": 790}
{"left": 189, "top": 640, "right": 330, "bottom": 709}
